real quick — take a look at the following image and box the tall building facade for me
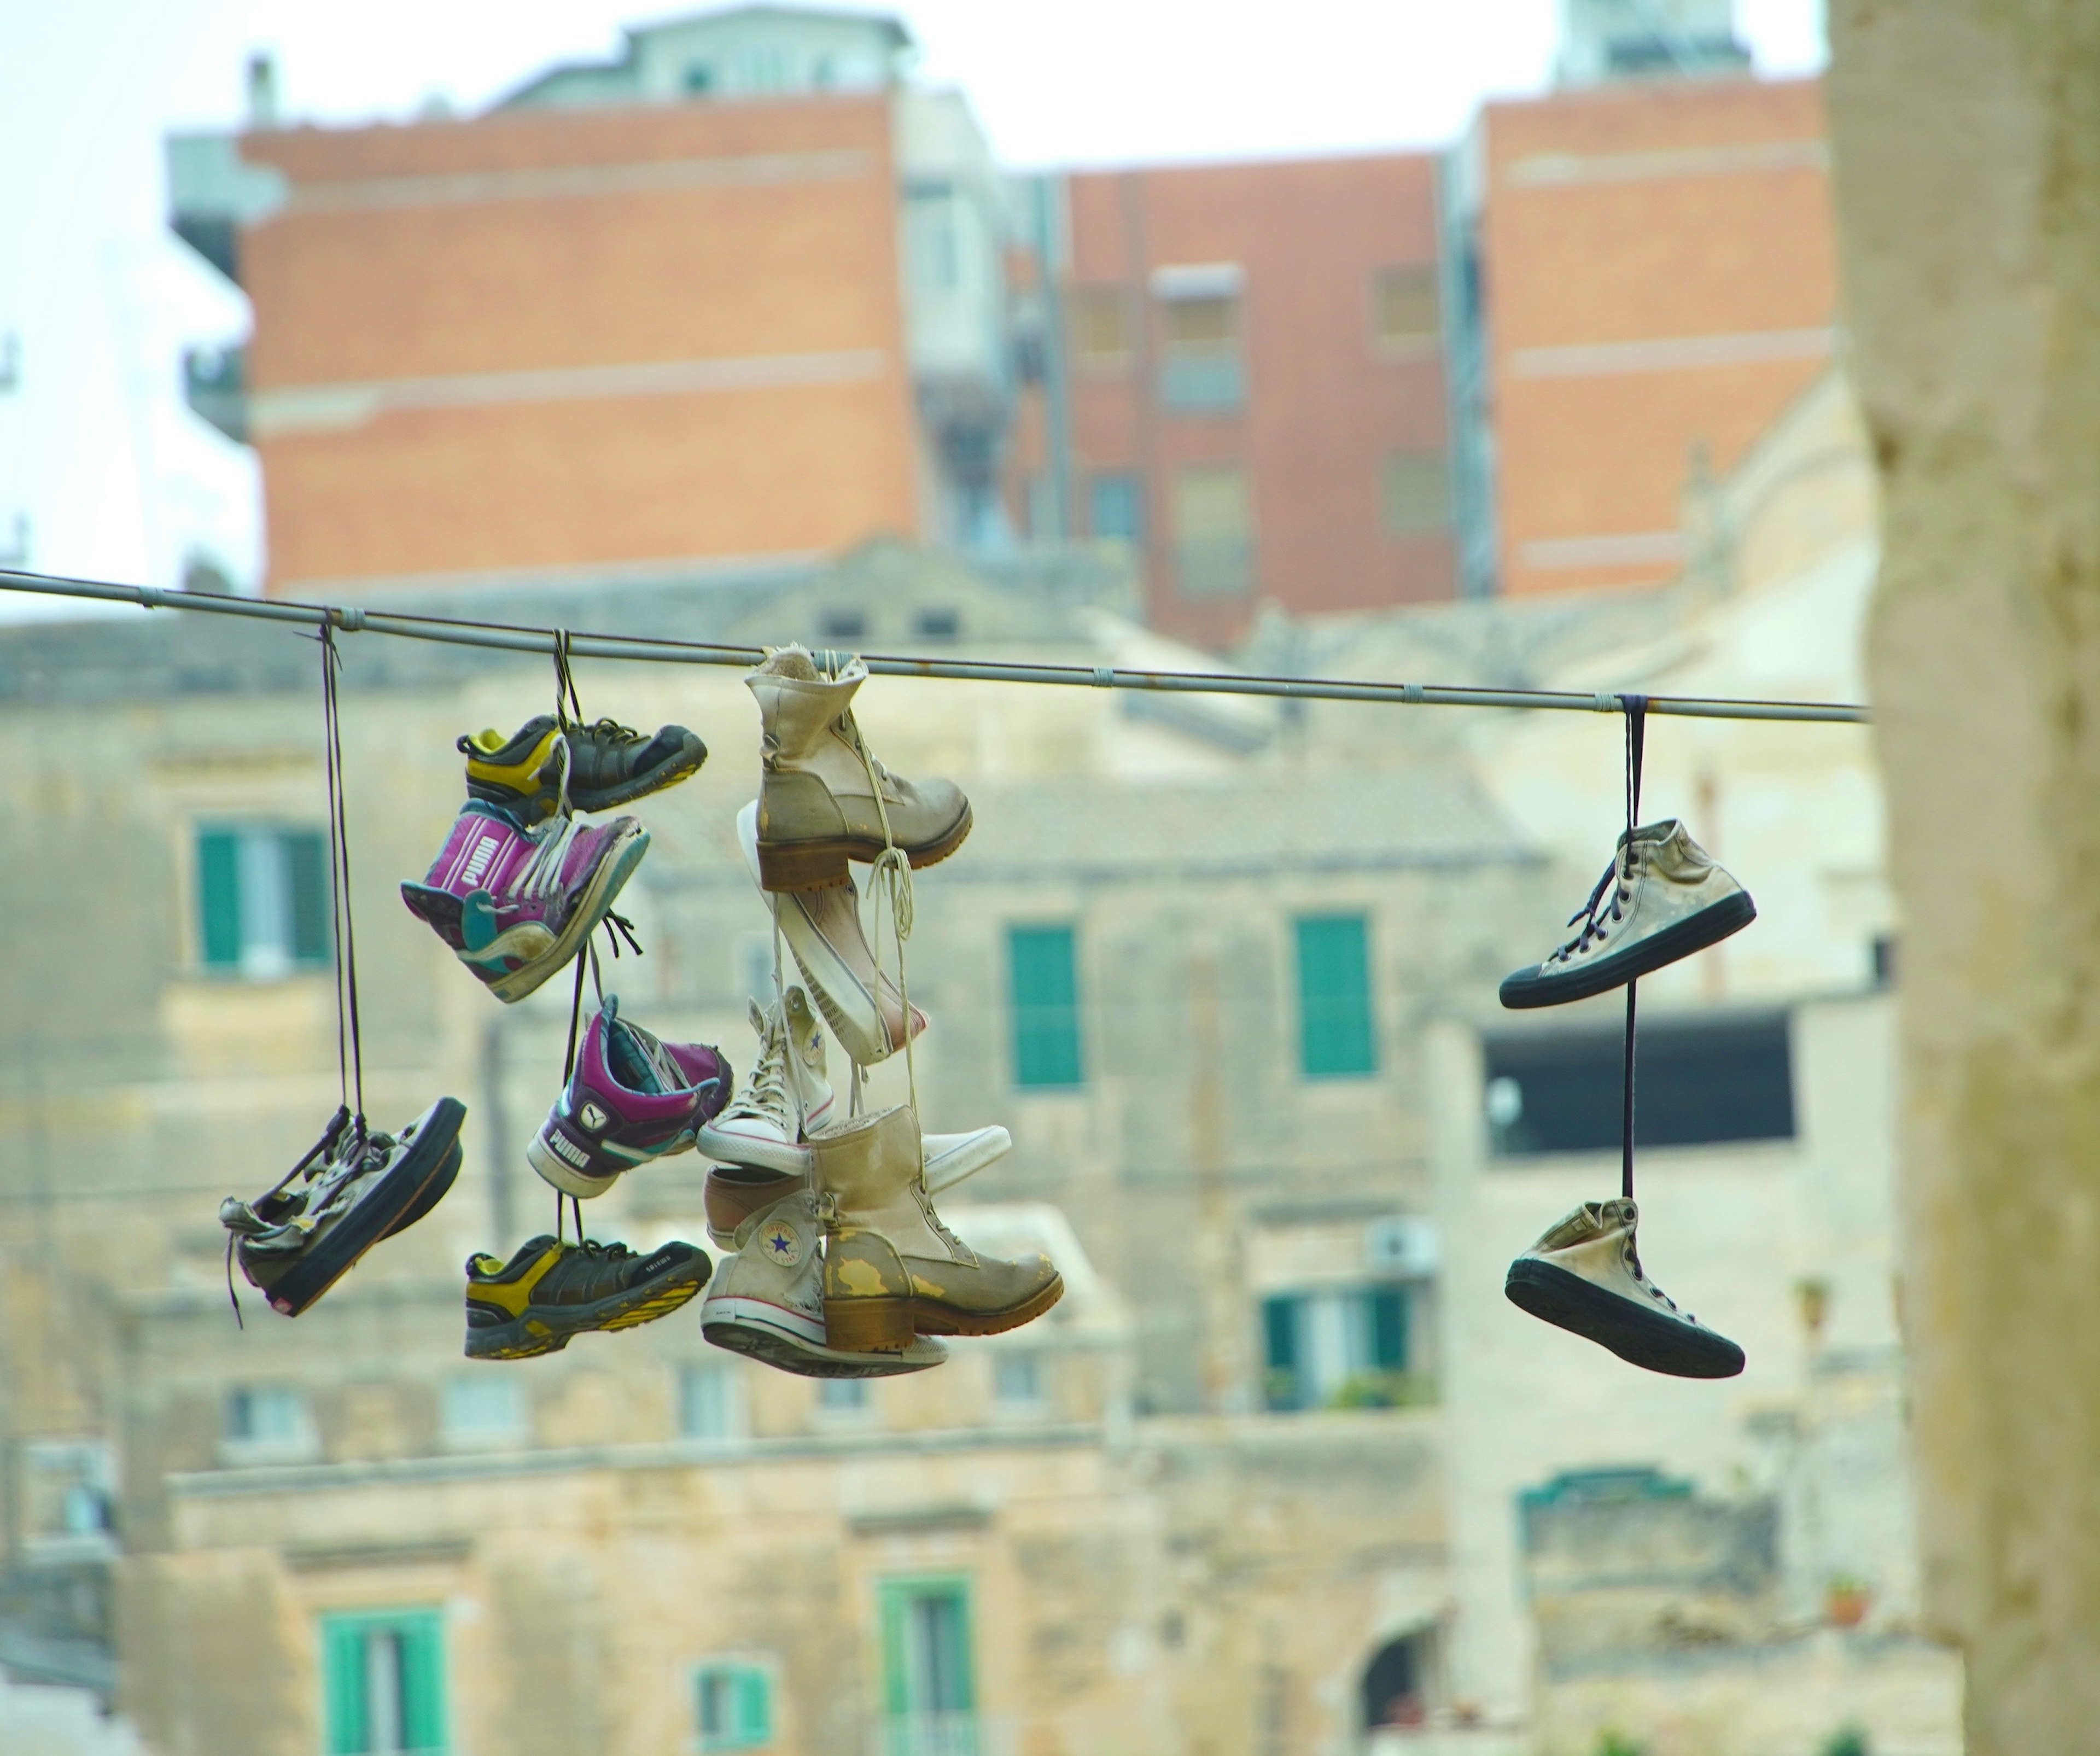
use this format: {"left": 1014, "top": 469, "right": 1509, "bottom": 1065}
{"left": 168, "top": 8, "right": 1018, "bottom": 598}
{"left": 1014, "top": 155, "right": 1460, "bottom": 647}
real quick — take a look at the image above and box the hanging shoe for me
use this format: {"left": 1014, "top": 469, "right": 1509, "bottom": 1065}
{"left": 463, "top": 1234, "right": 711, "bottom": 1361}
{"left": 1504, "top": 1197, "right": 1744, "bottom": 1378}
{"left": 401, "top": 800, "right": 649, "bottom": 1003}
{"left": 460, "top": 714, "right": 707, "bottom": 825}
{"left": 746, "top": 646, "right": 971, "bottom": 891}
{"left": 221, "top": 1098, "right": 467, "bottom": 1316}
{"left": 701, "top": 1189, "right": 949, "bottom": 1378}
{"left": 814, "top": 1105, "right": 1061, "bottom": 1354}
{"left": 526, "top": 995, "right": 731, "bottom": 1200}
{"left": 734, "top": 802, "right": 923, "bottom": 1065}
{"left": 696, "top": 988, "right": 837, "bottom": 1175}
{"left": 1499, "top": 819, "right": 1754, "bottom": 1009}
{"left": 702, "top": 1125, "right": 1012, "bottom": 1247}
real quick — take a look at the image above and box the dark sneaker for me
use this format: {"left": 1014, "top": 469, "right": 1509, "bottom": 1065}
{"left": 463, "top": 1234, "right": 711, "bottom": 1360}
{"left": 400, "top": 800, "right": 648, "bottom": 1002}
{"left": 222, "top": 1099, "right": 467, "bottom": 1316}
{"left": 460, "top": 715, "right": 707, "bottom": 824}
{"left": 1504, "top": 1197, "right": 1744, "bottom": 1378}
{"left": 526, "top": 995, "right": 731, "bottom": 1200}
{"left": 1500, "top": 819, "right": 1754, "bottom": 1008}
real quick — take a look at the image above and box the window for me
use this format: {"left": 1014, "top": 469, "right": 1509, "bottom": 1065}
{"left": 819, "top": 606, "right": 867, "bottom": 641}
{"left": 696, "top": 1662, "right": 772, "bottom": 1752}
{"left": 20, "top": 1441, "right": 113, "bottom": 1550}
{"left": 1156, "top": 265, "right": 1245, "bottom": 411}
{"left": 440, "top": 1375, "right": 523, "bottom": 1449}
{"left": 1296, "top": 914, "right": 1378, "bottom": 1078}
{"left": 222, "top": 1384, "right": 317, "bottom": 1464}
{"left": 1263, "top": 1287, "right": 1410, "bottom": 1411}
{"left": 1087, "top": 474, "right": 1142, "bottom": 544}
{"left": 914, "top": 607, "right": 961, "bottom": 641}
{"left": 909, "top": 185, "right": 961, "bottom": 296}
{"left": 879, "top": 1578, "right": 976, "bottom": 1752}
{"left": 1072, "top": 288, "right": 1132, "bottom": 369}
{"left": 682, "top": 1361, "right": 746, "bottom": 1442}
{"left": 818, "top": 1376, "right": 869, "bottom": 1416}
{"left": 196, "top": 824, "right": 329, "bottom": 978}
{"left": 1373, "top": 266, "right": 1440, "bottom": 350}
{"left": 993, "top": 1351, "right": 1044, "bottom": 1411}
{"left": 684, "top": 62, "right": 714, "bottom": 94}
{"left": 1361, "top": 1633, "right": 1430, "bottom": 1730}
{"left": 1382, "top": 450, "right": 1451, "bottom": 536}
{"left": 1008, "top": 925, "right": 1082, "bottom": 1088}
{"left": 1171, "top": 463, "right": 1253, "bottom": 597}
{"left": 1483, "top": 1013, "right": 1796, "bottom": 1158}
{"left": 322, "top": 1610, "right": 446, "bottom": 1755}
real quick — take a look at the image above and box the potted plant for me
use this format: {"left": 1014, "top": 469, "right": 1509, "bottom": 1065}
{"left": 1825, "top": 1573, "right": 1871, "bottom": 1627}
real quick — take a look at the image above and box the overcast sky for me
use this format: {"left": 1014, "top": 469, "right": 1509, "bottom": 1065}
{"left": 0, "top": 0, "right": 1827, "bottom": 605}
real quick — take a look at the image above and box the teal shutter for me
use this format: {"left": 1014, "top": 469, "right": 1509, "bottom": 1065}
{"left": 197, "top": 830, "right": 243, "bottom": 969}
{"left": 734, "top": 1668, "right": 771, "bottom": 1743}
{"left": 1008, "top": 926, "right": 1082, "bottom": 1088}
{"left": 396, "top": 1613, "right": 446, "bottom": 1751}
{"left": 1296, "top": 915, "right": 1377, "bottom": 1078}
{"left": 878, "top": 1583, "right": 912, "bottom": 1718}
{"left": 321, "top": 1618, "right": 369, "bottom": 1755}
{"left": 1263, "top": 1296, "right": 1301, "bottom": 1411}
{"left": 284, "top": 831, "right": 331, "bottom": 966}
{"left": 1369, "top": 1288, "right": 1409, "bottom": 1372}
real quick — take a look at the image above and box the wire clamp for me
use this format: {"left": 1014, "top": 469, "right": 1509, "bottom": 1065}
{"left": 331, "top": 606, "right": 366, "bottom": 633}
{"left": 138, "top": 587, "right": 168, "bottom": 610}
{"left": 1091, "top": 666, "right": 1115, "bottom": 687}
{"left": 1594, "top": 691, "right": 1618, "bottom": 713}
{"left": 1403, "top": 682, "right": 1425, "bottom": 704}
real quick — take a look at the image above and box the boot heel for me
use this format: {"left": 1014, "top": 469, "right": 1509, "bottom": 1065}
{"left": 756, "top": 839, "right": 851, "bottom": 892}
{"left": 825, "top": 1296, "right": 915, "bottom": 1352}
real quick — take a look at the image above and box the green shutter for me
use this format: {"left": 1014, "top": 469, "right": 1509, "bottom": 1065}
{"left": 1008, "top": 926, "right": 1082, "bottom": 1088}
{"left": 396, "top": 1613, "right": 446, "bottom": 1752}
{"left": 1263, "top": 1297, "right": 1301, "bottom": 1411}
{"left": 321, "top": 1618, "right": 369, "bottom": 1755}
{"left": 1369, "top": 1288, "right": 1409, "bottom": 1372}
{"left": 197, "top": 830, "right": 243, "bottom": 969}
{"left": 878, "top": 1582, "right": 912, "bottom": 1719}
{"left": 1296, "top": 915, "right": 1378, "bottom": 1078}
{"left": 734, "top": 1667, "right": 771, "bottom": 1744}
{"left": 284, "top": 831, "right": 331, "bottom": 966}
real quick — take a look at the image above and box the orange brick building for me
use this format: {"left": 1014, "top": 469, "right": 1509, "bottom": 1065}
{"left": 1020, "top": 155, "right": 1457, "bottom": 645}
{"left": 1461, "top": 76, "right": 1838, "bottom": 597}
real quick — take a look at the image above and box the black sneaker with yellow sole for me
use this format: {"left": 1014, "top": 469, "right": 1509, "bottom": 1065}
{"left": 463, "top": 1234, "right": 711, "bottom": 1360}
{"left": 460, "top": 716, "right": 707, "bottom": 824}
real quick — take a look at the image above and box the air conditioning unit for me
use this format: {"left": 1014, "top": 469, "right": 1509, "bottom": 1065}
{"left": 1364, "top": 1216, "right": 1439, "bottom": 1280}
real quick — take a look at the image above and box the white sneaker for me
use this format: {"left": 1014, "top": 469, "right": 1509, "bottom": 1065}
{"left": 697, "top": 988, "right": 835, "bottom": 1175}
{"left": 1504, "top": 1197, "right": 1744, "bottom": 1378}
{"left": 735, "top": 801, "right": 926, "bottom": 1066}
{"left": 1500, "top": 819, "right": 1755, "bottom": 1008}
{"left": 700, "top": 1188, "right": 949, "bottom": 1379}
{"left": 701, "top": 1123, "right": 1012, "bottom": 1248}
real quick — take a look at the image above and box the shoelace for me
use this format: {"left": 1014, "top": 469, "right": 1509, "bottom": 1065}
{"left": 1622, "top": 1239, "right": 1698, "bottom": 1321}
{"left": 718, "top": 1008, "right": 791, "bottom": 1128}
{"left": 515, "top": 812, "right": 585, "bottom": 901}
{"left": 1549, "top": 843, "right": 1643, "bottom": 965}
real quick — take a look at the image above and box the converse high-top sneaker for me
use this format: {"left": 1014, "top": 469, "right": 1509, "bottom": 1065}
{"left": 735, "top": 802, "right": 924, "bottom": 1065}
{"left": 1500, "top": 820, "right": 1754, "bottom": 1008}
{"left": 746, "top": 646, "right": 971, "bottom": 891}
{"left": 814, "top": 1105, "right": 1061, "bottom": 1354}
{"left": 1505, "top": 1197, "right": 1744, "bottom": 1378}
{"left": 701, "top": 1188, "right": 949, "bottom": 1378}
{"left": 697, "top": 989, "right": 836, "bottom": 1175}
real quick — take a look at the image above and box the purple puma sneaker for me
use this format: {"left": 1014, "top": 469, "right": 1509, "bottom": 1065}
{"left": 526, "top": 995, "right": 732, "bottom": 1199}
{"left": 401, "top": 800, "right": 649, "bottom": 1003}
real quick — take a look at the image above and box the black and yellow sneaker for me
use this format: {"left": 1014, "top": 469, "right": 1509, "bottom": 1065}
{"left": 460, "top": 715, "right": 707, "bottom": 824}
{"left": 463, "top": 1234, "right": 711, "bottom": 1360}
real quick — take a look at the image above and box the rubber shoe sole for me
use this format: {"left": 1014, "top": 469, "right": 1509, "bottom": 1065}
{"left": 755, "top": 801, "right": 973, "bottom": 892}
{"left": 265, "top": 1099, "right": 467, "bottom": 1316}
{"left": 1498, "top": 891, "right": 1756, "bottom": 1010}
{"left": 464, "top": 1249, "right": 711, "bottom": 1361}
{"left": 1504, "top": 1257, "right": 1744, "bottom": 1379}
{"left": 825, "top": 1271, "right": 1063, "bottom": 1354}
{"left": 702, "top": 1296, "right": 944, "bottom": 1380}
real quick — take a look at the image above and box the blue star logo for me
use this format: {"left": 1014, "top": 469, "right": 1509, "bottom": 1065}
{"left": 767, "top": 1229, "right": 794, "bottom": 1256}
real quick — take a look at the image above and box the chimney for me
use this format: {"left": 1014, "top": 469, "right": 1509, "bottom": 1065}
{"left": 247, "top": 53, "right": 279, "bottom": 130}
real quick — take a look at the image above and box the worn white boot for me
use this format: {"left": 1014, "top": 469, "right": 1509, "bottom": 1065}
{"left": 1504, "top": 1197, "right": 1744, "bottom": 1378}
{"left": 701, "top": 1188, "right": 948, "bottom": 1378}
{"left": 814, "top": 1105, "right": 1061, "bottom": 1354}
{"left": 746, "top": 647, "right": 971, "bottom": 891}
{"left": 735, "top": 802, "right": 925, "bottom": 1065}
{"left": 1500, "top": 819, "right": 1754, "bottom": 1008}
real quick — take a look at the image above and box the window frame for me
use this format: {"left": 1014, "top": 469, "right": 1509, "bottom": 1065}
{"left": 192, "top": 820, "right": 331, "bottom": 981}
{"left": 1294, "top": 913, "right": 1379, "bottom": 1080}
{"left": 320, "top": 1607, "right": 447, "bottom": 1756}
{"left": 693, "top": 1658, "right": 774, "bottom": 1753}
{"left": 878, "top": 1574, "right": 977, "bottom": 1729}
{"left": 1371, "top": 265, "right": 1441, "bottom": 353}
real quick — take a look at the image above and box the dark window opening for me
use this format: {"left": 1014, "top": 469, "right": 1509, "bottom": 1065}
{"left": 1484, "top": 1012, "right": 1795, "bottom": 1157}
{"left": 819, "top": 608, "right": 866, "bottom": 641}
{"left": 1361, "top": 1633, "right": 1428, "bottom": 1730}
{"left": 913, "top": 607, "right": 960, "bottom": 641}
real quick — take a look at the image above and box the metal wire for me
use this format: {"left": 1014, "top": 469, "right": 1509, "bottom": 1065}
{"left": 0, "top": 566, "right": 1870, "bottom": 724}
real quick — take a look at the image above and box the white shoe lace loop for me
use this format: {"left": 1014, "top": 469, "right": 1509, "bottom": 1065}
{"left": 515, "top": 812, "right": 584, "bottom": 902}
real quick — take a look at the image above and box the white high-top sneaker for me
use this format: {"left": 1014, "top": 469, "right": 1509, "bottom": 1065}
{"left": 734, "top": 801, "right": 926, "bottom": 1065}
{"left": 701, "top": 1188, "right": 949, "bottom": 1378}
{"left": 746, "top": 646, "right": 971, "bottom": 891}
{"left": 697, "top": 988, "right": 836, "bottom": 1175}
{"left": 1504, "top": 1197, "right": 1744, "bottom": 1378}
{"left": 1500, "top": 819, "right": 1755, "bottom": 1008}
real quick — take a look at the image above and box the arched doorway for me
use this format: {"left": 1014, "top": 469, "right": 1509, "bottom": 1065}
{"left": 1361, "top": 1632, "right": 1428, "bottom": 1732}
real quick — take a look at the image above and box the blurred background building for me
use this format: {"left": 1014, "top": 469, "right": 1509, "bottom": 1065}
{"left": 0, "top": 3, "right": 1968, "bottom": 1755}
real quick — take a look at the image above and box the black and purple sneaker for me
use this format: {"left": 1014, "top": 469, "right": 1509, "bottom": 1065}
{"left": 526, "top": 996, "right": 731, "bottom": 1200}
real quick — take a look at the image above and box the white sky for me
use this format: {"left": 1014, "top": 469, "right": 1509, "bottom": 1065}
{"left": 0, "top": 0, "right": 1826, "bottom": 606}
